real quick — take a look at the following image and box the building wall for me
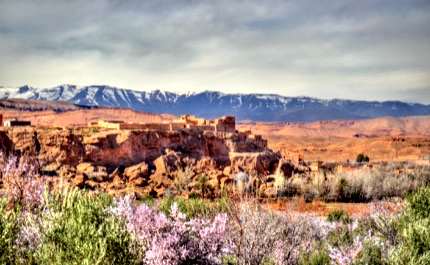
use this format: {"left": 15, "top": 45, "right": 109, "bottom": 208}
{"left": 97, "top": 120, "right": 122, "bottom": 129}
{"left": 94, "top": 116, "right": 237, "bottom": 134}
{"left": 214, "top": 116, "right": 236, "bottom": 133}
{"left": 3, "top": 120, "right": 31, "bottom": 127}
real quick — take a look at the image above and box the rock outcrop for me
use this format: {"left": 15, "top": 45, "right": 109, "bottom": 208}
{"left": 0, "top": 131, "right": 13, "bottom": 156}
{"left": 1, "top": 125, "right": 295, "bottom": 197}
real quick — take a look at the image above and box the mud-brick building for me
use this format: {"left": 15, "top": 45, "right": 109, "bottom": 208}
{"left": 3, "top": 119, "right": 31, "bottom": 127}
{"left": 96, "top": 120, "right": 124, "bottom": 129}
{"left": 213, "top": 116, "right": 236, "bottom": 133}
{"left": 174, "top": 115, "right": 236, "bottom": 134}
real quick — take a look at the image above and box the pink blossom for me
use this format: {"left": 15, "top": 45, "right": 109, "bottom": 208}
{"left": 110, "top": 197, "right": 232, "bottom": 265}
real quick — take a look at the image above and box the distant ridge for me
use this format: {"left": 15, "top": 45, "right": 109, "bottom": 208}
{"left": 1, "top": 85, "right": 430, "bottom": 122}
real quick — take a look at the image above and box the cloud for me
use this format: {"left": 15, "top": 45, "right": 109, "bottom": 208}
{"left": 0, "top": 0, "right": 429, "bottom": 103}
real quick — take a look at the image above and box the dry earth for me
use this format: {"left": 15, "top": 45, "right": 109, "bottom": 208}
{"left": 238, "top": 116, "right": 430, "bottom": 162}
{"left": 1, "top": 108, "right": 174, "bottom": 127}
{"left": 3, "top": 106, "right": 430, "bottom": 162}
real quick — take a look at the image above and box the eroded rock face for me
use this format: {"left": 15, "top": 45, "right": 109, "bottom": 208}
{"left": 229, "top": 151, "right": 281, "bottom": 176}
{"left": 0, "top": 131, "right": 13, "bottom": 156}
{"left": 7, "top": 128, "right": 85, "bottom": 170}
{"left": 124, "top": 161, "right": 149, "bottom": 181}
{"left": 2, "top": 126, "right": 293, "bottom": 197}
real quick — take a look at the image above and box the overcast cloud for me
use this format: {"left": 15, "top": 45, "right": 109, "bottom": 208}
{"left": 0, "top": 0, "right": 429, "bottom": 103}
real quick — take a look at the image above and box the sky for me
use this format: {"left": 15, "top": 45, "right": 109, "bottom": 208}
{"left": 0, "top": 0, "right": 429, "bottom": 103}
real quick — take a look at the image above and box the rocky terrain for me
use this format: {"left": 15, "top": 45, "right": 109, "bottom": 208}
{"left": 1, "top": 99, "right": 429, "bottom": 198}
{"left": 0, "top": 125, "right": 296, "bottom": 198}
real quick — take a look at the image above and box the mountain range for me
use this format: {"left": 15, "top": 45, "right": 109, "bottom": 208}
{"left": 1, "top": 85, "right": 429, "bottom": 122}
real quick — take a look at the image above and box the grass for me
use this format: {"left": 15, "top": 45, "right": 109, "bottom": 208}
{"left": 158, "top": 195, "right": 232, "bottom": 218}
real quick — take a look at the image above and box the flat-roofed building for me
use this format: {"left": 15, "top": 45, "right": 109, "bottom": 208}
{"left": 3, "top": 119, "right": 31, "bottom": 127}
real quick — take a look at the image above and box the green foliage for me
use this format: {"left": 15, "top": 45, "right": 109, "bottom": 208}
{"left": 327, "top": 225, "right": 353, "bottom": 248}
{"left": 260, "top": 257, "right": 276, "bottom": 265}
{"left": 391, "top": 187, "right": 430, "bottom": 264}
{"left": 35, "top": 188, "right": 137, "bottom": 265}
{"left": 0, "top": 198, "right": 20, "bottom": 264}
{"left": 356, "top": 153, "right": 370, "bottom": 163}
{"left": 405, "top": 187, "right": 430, "bottom": 220}
{"left": 222, "top": 255, "right": 237, "bottom": 265}
{"left": 327, "top": 209, "right": 351, "bottom": 224}
{"left": 353, "top": 242, "right": 386, "bottom": 265}
{"left": 299, "top": 248, "right": 330, "bottom": 265}
{"left": 158, "top": 195, "right": 231, "bottom": 218}
{"left": 137, "top": 194, "right": 155, "bottom": 206}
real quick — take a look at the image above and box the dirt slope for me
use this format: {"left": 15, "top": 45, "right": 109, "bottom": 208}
{"left": 1, "top": 108, "right": 175, "bottom": 127}
{"left": 238, "top": 116, "right": 430, "bottom": 162}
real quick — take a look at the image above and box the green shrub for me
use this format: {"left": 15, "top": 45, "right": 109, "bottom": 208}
{"left": 391, "top": 218, "right": 430, "bottom": 265}
{"left": 299, "top": 248, "right": 330, "bottom": 265}
{"left": 390, "top": 187, "right": 430, "bottom": 264}
{"left": 0, "top": 198, "right": 20, "bottom": 264}
{"left": 35, "top": 188, "right": 136, "bottom": 265}
{"left": 261, "top": 257, "right": 276, "bottom": 265}
{"left": 327, "top": 209, "right": 351, "bottom": 224}
{"left": 405, "top": 187, "right": 430, "bottom": 220}
{"left": 327, "top": 225, "right": 353, "bottom": 248}
{"left": 353, "top": 242, "right": 386, "bottom": 265}
{"left": 137, "top": 194, "right": 155, "bottom": 206}
{"left": 158, "top": 195, "right": 231, "bottom": 218}
{"left": 222, "top": 255, "right": 237, "bottom": 265}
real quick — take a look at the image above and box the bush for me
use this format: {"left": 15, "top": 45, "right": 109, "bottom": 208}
{"left": 230, "top": 203, "right": 288, "bottom": 265}
{"left": 405, "top": 187, "right": 430, "bottom": 220}
{"left": 0, "top": 198, "right": 20, "bottom": 264}
{"left": 231, "top": 203, "right": 326, "bottom": 265}
{"left": 299, "top": 248, "right": 330, "bottom": 265}
{"left": 158, "top": 195, "right": 231, "bottom": 218}
{"left": 35, "top": 188, "right": 136, "bottom": 265}
{"left": 327, "top": 225, "right": 353, "bottom": 248}
{"left": 327, "top": 209, "right": 351, "bottom": 224}
{"left": 390, "top": 187, "right": 430, "bottom": 264}
{"left": 277, "top": 182, "right": 300, "bottom": 197}
{"left": 110, "top": 196, "right": 232, "bottom": 265}
{"left": 336, "top": 178, "right": 367, "bottom": 202}
{"left": 353, "top": 242, "right": 385, "bottom": 265}
{"left": 356, "top": 153, "right": 369, "bottom": 163}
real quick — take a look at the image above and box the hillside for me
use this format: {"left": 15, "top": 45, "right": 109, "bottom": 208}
{"left": 239, "top": 116, "right": 430, "bottom": 162}
{"left": 1, "top": 108, "right": 174, "bottom": 127}
{"left": 0, "top": 98, "right": 90, "bottom": 112}
{"left": 239, "top": 116, "right": 430, "bottom": 138}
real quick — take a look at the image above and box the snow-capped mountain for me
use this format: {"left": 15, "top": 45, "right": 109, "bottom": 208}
{"left": 1, "top": 85, "right": 430, "bottom": 122}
